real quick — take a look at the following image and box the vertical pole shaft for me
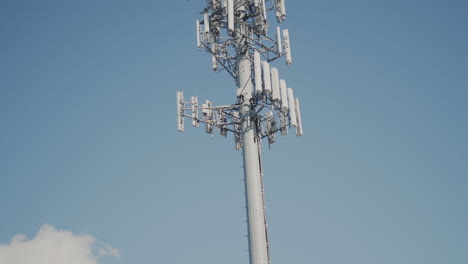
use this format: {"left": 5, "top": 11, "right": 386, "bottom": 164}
{"left": 234, "top": 2, "right": 268, "bottom": 264}
{"left": 239, "top": 56, "right": 269, "bottom": 264}
{"left": 235, "top": 3, "right": 269, "bottom": 258}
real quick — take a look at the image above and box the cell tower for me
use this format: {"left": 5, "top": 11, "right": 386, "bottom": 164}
{"left": 176, "top": 1, "right": 302, "bottom": 264}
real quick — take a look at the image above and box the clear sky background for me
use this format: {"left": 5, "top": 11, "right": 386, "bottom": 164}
{"left": 1, "top": 0, "right": 467, "bottom": 263}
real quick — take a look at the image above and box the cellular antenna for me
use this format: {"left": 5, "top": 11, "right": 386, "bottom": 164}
{"left": 177, "top": 1, "right": 303, "bottom": 264}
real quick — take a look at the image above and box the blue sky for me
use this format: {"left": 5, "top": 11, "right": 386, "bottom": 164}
{"left": 1, "top": 0, "right": 467, "bottom": 263}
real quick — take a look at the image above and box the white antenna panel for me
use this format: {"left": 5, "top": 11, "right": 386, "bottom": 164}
{"left": 254, "top": 51, "right": 263, "bottom": 94}
{"left": 196, "top": 20, "right": 200, "bottom": 48}
{"left": 191, "top": 96, "right": 199, "bottom": 127}
{"left": 202, "top": 101, "right": 209, "bottom": 115}
{"left": 280, "top": 0, "right": 287, "bottom": 18}
{"left": 276, "top": 0, "right": 286, "bottom": 22}
{"left": 287, "top": 88, "right": 297, "bottom": 127}
{"left": 295, "top": 97, "right": 303, "bottom": 136}
{"left": 261, "top": 0, "right": 267, "bottom": 21}
{"left": 176, "top": 91, "right": 184, "bottom": 132}
{"left": 203, "top": 100, "right": 214, "bottom": 134}
{"left": 271, "top": 67, "right": 281, "bottom": 102}
{"left": 283, "top": 29, "right": 292, "bottom": 66}
{"left": 280, "top": 79, "right": 289, "bottom": 110}
{"left": 262, "top": 61, "right": 272, "bottom": 94}
{"left": 204, "top": 13, "right": 210, "bottom": 33}
{"left": 276, "top": 26, "right": 282, "bottom": 54}
{"left": 227, "top": 0, "right": 234, "bottom": 34}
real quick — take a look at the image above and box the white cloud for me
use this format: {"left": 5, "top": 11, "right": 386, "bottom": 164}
{"left": 0, "top": 224, "right": 121, "bottom": 264}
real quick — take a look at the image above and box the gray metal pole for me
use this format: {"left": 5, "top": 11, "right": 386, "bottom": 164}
{"left": 236, "top": 5, "right": 269, "bottom": 261}
{"left": 239, "top": 55, "right": 269, "bottom": 264}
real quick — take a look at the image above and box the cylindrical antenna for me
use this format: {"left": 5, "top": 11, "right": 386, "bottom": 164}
{"left": 176, "top": 91, "right": 184, "bottom": 132}
{"left": 204, "top": 13, "right": 210, "bottom": 33}
{"left": 287, "top": 88, "right": 297, "bottom": 127}
{"left": 254, "top": 51, "right": 263, "bottom": 94}
{"left": 283, "top": 29, "right": 292, "bottom": 65}
{"left": 227, "top": 0, "right": 234, "bottom": 34}
{"left": 276, "top": 26, "right": 282, "bottom": 54}
{"left": 271, "top": 67, "right": 281, "bottom": 102}
{"left": 280, "top": 79, "right": 289, "bottom": 110}
{"left": 196, "top": 20, "right": 201, "bottom": 49}
{"left": 276, "top": 0, "right": 286, "bottom": 22}
{"left": 280, "top": 0, "right": 287, "bottom": 18}
{"left": 295, "top": 97, "right": 303, "bottom": 136}
{"left": 261, "top": 0, "right": 267, "bottom": 21}
{"left": 262, "top": 61, "right": 272, "bottom": 94}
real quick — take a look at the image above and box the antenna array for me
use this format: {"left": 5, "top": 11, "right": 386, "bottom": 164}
{"left": 179, "top": 0, "right": 302, "bottom": 146}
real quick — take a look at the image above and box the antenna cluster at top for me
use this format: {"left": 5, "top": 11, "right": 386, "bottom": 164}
{"left": 177, "top": 0, "right": 303, "bottom": 149}
{"left": 196, "top": 0, "right": 292, "bottom": 79}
